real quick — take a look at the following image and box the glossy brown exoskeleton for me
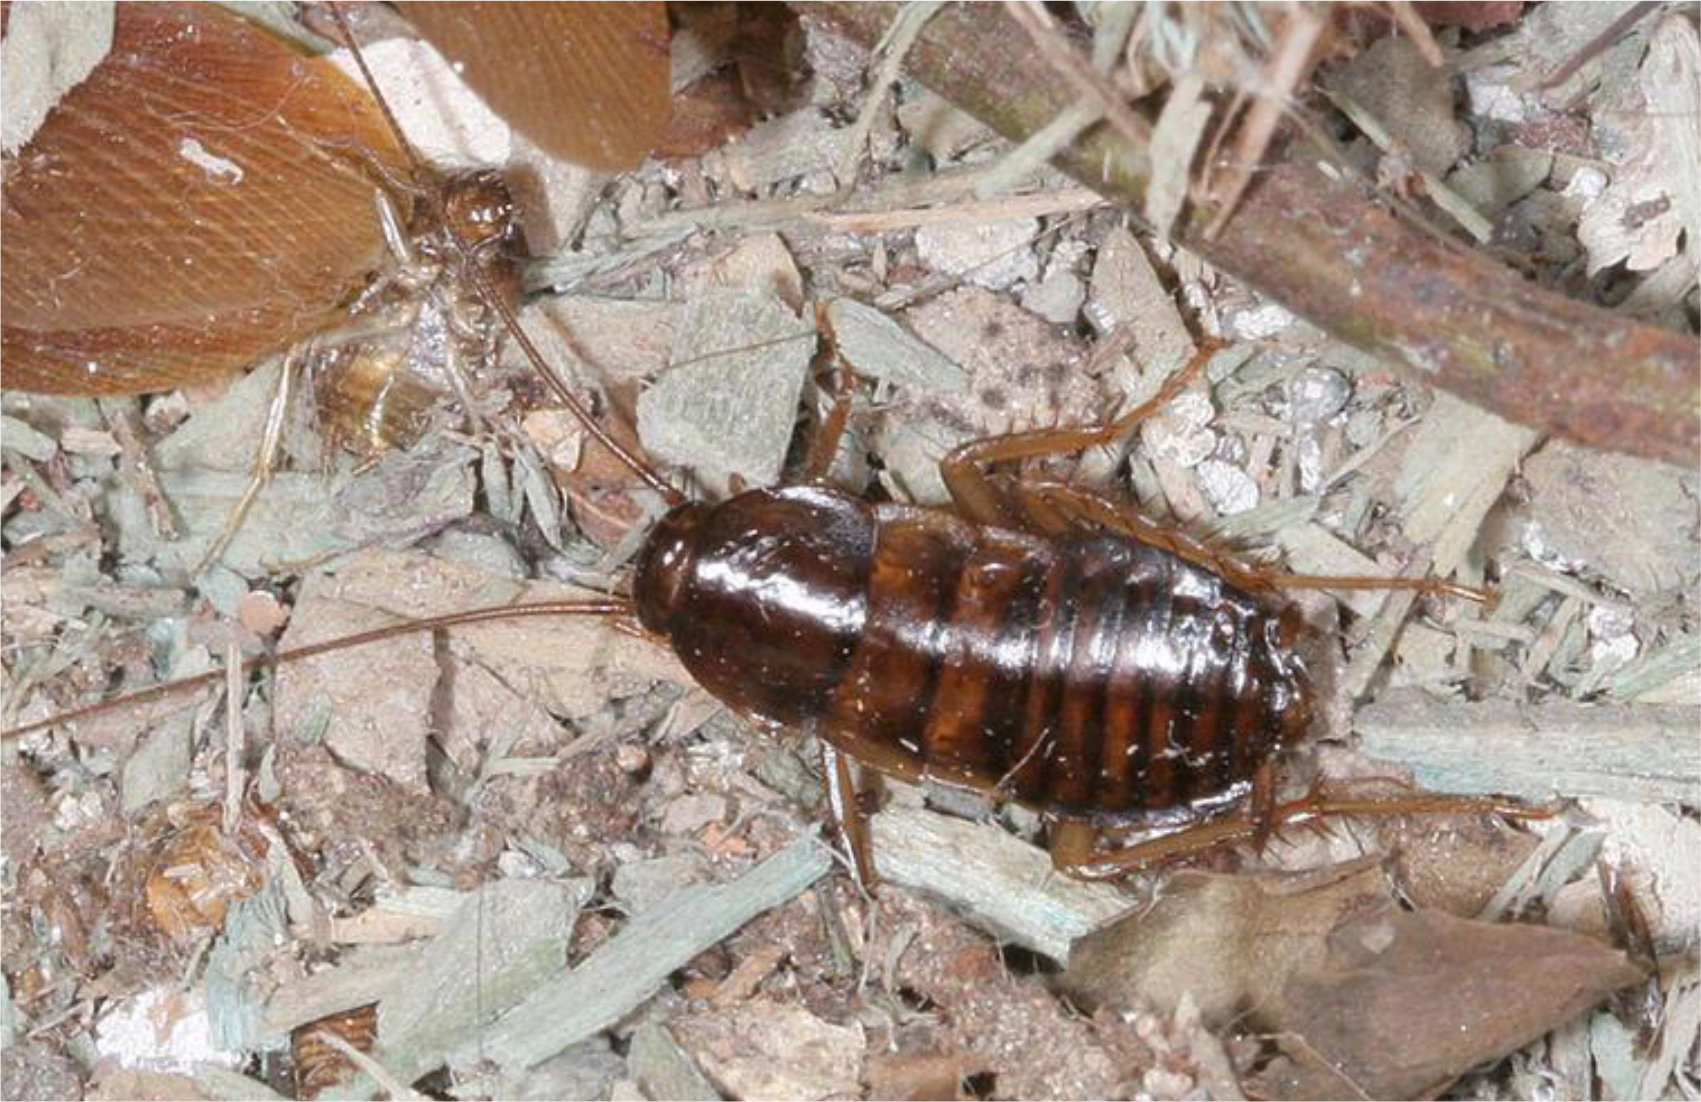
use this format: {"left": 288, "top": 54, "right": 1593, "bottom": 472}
{"left": 634, "top": 484, "right": 1310, "bottom": 828}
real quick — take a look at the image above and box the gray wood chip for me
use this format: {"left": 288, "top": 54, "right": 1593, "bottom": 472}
{"left": 468, "top": 836, "right": 831, "bottom": 1074}
{"left": 1357, "top": 689, "right": 1700, "bottom": 804}
{"left": 638, "top": 290, "right": 813, "bottom": 490}
{"left": 826, "top": 298, "right": 966, "bottom": 393}
{"left": 870, "top": 806, "right": 1129, "bottom": 962}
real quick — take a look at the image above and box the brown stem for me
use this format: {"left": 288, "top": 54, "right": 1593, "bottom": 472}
{"left": 801, "top": 2, "right": 1699, "bottom": 466}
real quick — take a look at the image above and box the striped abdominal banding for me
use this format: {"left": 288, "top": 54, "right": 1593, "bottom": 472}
{"left": 634, "top": 483, "right": 1312, "bottom": 826}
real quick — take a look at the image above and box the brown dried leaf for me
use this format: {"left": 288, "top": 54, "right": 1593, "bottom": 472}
{"left": 2, "top": 3, "right": 407, "bottom": 394}
{"left": 1065, "top": 861, "right": 1646, "bottom": 1101}
{"left": 397, "top": 2, "right": 669, "bottom": 171}
{"left": 1064, "top": 859, "right": 1392, "bottom": 1025}
{"left": 1251, "top": 904, "right": 1645, "bottom": 1099}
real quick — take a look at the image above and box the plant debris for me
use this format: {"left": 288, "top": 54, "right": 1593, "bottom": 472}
{"left": 1064, "top": 858, "right": 1649, "bottom": 1100}
{"left": 3, "top": 4, "right": 1697, "bottom": 1101}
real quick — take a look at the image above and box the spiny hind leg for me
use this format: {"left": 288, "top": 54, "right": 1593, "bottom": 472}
{"left": 821, "top": 743, "right": 879, "bottom": 891}
{"left": 1047, "top": 810, "right": 1268, "bottom": 878}
{"left": 940, "top": 334, "right": 1491, "bottom": 607}
{"left": 802, "top": 302, "right": 856, "bottom": 483}
{"left": 941, "top": 340, "right": 1221, "bottom": 526}
{"left": 192, "top": 343, "right": 309, "bottom": 577}
{"left": 1049, "top": 781, "right": 1549, "bottom": 881}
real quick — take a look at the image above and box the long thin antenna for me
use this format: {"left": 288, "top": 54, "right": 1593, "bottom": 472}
{"left": 326, "top": 2, "right": 684, "bottom": 506}
{"left": 2, "top": 599, "right": 630, "bottom": 743}
{"left": 326, "top": 2, "right": 428, "bottom": 180}
{"left": 470, "top": 264, "right": 685, "bottom": 505}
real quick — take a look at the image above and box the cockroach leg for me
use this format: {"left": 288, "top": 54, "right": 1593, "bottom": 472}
{"left": 192, "top": 341, "right": 309, "bottom": 577}
{"left": 805, "top": 388, "right": 855, "bottom": 485}
{"left": 1045, "top": 819, "right": 1100, "bottom": 871}
{"left": 821, "top": 743, "right": 878, "bottom": 891}
{"left": 796, "top": 318, "right": 850, "bottom": 486}
{"left": 1243, "top": 756, "right": 1281, "bottom": 852}
{"left": 1022, "top": 481, "right": 1496, "bottom": 606}
{"left": 433, "top": 291, "right": 488, "bottom": 437}
{"left": 1599, "top": 858, "right": 1664, "bottom": 1042}
{"left": 938, "top": 336, "right": 1493, "bottom": 606}
{"left": 373, "top": 187, "right": 418, "bottom": 270}
{"left": 1054, "top": 783, "right": 1553, "bottom": 880}
{"left": 940, "top": 339, "right": 1219, "bottom": 526}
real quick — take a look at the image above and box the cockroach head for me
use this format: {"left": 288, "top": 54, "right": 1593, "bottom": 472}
{"left": 439, "top": 170, "right": 520, "bottom": 254}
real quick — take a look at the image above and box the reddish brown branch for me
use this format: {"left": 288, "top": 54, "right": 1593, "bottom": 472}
{"left": 803, "top": 2, "right": 1698, "bottom": 466}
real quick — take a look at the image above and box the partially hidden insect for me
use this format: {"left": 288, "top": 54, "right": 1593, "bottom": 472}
{"left": 1, "top": 4, "right": 1536, "bottom": 888}
{"left": 0, "top": 2, "right": 671, "bottom": 566}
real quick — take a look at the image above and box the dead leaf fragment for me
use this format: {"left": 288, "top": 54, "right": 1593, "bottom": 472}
{"left": 1064, "top": 859, "right": 1391, "bottom": 1025}
{"left": 1250, "top": 905, "right": 1646, "bottom": 1099}
{"left": 1065, "top": 860, "right": 1645, "bottom": 1100}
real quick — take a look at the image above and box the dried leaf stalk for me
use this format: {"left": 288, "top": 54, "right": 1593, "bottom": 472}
{"left": 803, "top": 2, "right": 1698, "bottom": 465}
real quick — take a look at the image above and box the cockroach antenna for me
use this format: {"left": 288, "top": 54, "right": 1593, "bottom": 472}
{"left": 1, "top": 600, "right": 629, "bottom": 743}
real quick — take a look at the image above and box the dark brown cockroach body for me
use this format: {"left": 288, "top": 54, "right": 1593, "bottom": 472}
{"left": 634, "top": 484, "right": 1311, "bottom": 827}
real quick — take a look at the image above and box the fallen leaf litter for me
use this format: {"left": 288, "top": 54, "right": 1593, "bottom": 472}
{"left": 2, "top": 5, "right": 1696, "bottom": 1100}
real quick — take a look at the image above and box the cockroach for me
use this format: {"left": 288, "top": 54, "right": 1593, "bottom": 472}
{"left": 1, "top": 4, "right": 1534, "bottom": 887}
{"left": 3, "top": 332, "right": 1531, "bottom": 884}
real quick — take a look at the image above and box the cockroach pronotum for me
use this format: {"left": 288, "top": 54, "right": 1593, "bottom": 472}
{"left": 1, "top": 4, "right": 1538, "bottom": 889}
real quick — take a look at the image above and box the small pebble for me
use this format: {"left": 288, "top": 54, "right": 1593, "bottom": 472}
{"left": 144, "top": 392, "right": 191, "bottom": 434}
{"left": 1142, "top": 1068, "right": 1197, "bottom": 1100}
{"left": 236, "top": 591, "right": 288, "bottom": 638}
{"left": 615, "top": 744, "right": 651, "bottom": 774}
{"left": 1464, "top": 67, "right": 1528, "bottom": 123}
{"left": 53, "top": 790, "right": 106, "bottom": 834}
{"left": 1144, "top": 391, "right": 1216, "bottom": 469}
{"left": 498, "top": 849, "right": 545, "bottom": 879}
{"left": 1227, "top": 301, "right": 1294, "bottom": 340}
{"left": 1587, "top": 606, "right": 1639, "bottom": 665}
{"left": 1196, "top": 458, "right": 1259, "bottom": 515}
{"left": 1289, "top": 367, "right": 1351, "bottom": 425}
{"left": 1563, "top": 166, "right": 1609, "bottom": 202}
